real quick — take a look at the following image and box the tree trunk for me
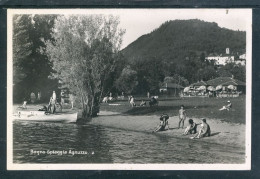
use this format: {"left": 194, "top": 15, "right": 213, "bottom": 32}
{"left": 77, "top": 93, "right": 100, "bottom": 123}
{"left": 82, "top": 96, "right": 86, "bottom": 117}
{"left": 76, "top": 95, "right": 90, "bottom": 123}
{"left": 75, "top": 81, "right": 101, "bottom": 123}
{"left": 90, "top": 93, "right": 100, "bottom": 117}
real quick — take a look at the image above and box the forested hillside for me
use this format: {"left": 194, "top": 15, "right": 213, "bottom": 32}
{"left": 122, "top": 19, "right": 245, "bottom": 62}
{"left": 13, "top": 16, "right": 246, "bottom": 101}
{"left": 119, "top": 19, "right": 246, "bottom": 95}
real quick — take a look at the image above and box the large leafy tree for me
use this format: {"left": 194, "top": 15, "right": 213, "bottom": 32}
{"left": 45, "top": 15, "right": 125, "bottom": 118}
{"left": 163, "top": 74, "right": 189, "bottom": 87}
{"left": 13, "top": 14, "right": 58, "bottom": 102}
{"left": 13, "top": 15, "right": 33, "bottom": 101}
{"left": 115, "top": 66, "right": 138, "bottom": 94}
{"left": 129, "top": 57, "right": 165, "bottom": 95}
{"left": 220, "top": 63, "right": 246, "bottom": 82}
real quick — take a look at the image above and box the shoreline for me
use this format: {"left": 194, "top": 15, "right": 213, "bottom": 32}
{"left": 90, "top": 110, "right": 245, "bottom": 149}
{"left": 12, "top": 104, "right": 245, "bottom": 150}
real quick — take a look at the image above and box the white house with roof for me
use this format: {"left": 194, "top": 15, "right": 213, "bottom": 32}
{"left": 239, "top": 54, "right": 246, "bottom": 60}
{"left": 233, "top": 53, "right": 246, "bottom": 66}
{"left": 205, "top": 55, "right": 235, "bottom": 66}
{"left": 234, "top": 59, "right": 246, "bottom": 66}
{"left": 159, "top": 82, "right": 184, "bottom": 96}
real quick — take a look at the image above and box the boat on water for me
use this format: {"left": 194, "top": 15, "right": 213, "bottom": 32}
{"left": 14, "top": 110, "right": 78, "bottom": 122}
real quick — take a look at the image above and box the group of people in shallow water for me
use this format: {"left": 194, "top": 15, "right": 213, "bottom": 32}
{"left": 154, "top": 105, "right": 211, "bottom": 139}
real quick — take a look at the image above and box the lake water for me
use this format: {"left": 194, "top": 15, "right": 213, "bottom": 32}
{"left": 13, "top": 120, "right": 245, "bottom": 164}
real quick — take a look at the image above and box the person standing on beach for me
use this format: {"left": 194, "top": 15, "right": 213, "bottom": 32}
{"left": 52, "top": 91, "right": 57, "bottom": 102}
{"left": 60, "top": 90, "right": 65, "bottom": 105}
{"left": 30, "top": 92, "right": 36, "bottom": 103}
{"left": 130, "top": 96, "right": 136, "bottom": 107}
{"left": 178, "top": 105, "right": 186, "bottom": 129}
{"left": 48, "top": 97, "right": 56, "bottom": 114}
{"left": 69, "top": 94, "right": 75, "bottom": 109}
{"left": 37, "top": 92, "right": 41, "bottom": 102}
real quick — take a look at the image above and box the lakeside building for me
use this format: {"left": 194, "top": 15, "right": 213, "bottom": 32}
{"left": 239, "top": 53, "right": 246, "bottom": 60}
{"left": 234, "top": 59, "right": 246, "bottom": 66}
{"left": 183, "top": 77, "right": 246, "bottom": 97}
{"left": 205, "top": 55, "right": 235, "bottom": 66}
{"left": 234, "top": 53, "right": 246, "bottom": 66}
{"left": 189, "top": 80, "right": 207, "bottom": 89}
{"left": 206, "top": 48, "right": 246, "bottom": 66}
{"left": 159, "top": 82, "right": 184, "bottom": 96}
{"left": 206, "top": 77, "right": 246, "bottom": 93}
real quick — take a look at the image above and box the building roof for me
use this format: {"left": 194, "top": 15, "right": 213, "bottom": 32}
{"left": 188, "top": 77, "right": 245, "bottom": 88}
{"left": 206, "top": 77, "right": 245, "bottom": 86}
{"left": 160, "top": 83, "right": 184, "bottom": 89}
{"left": 206, "top": 54, "right": 234, "bottom": 58}
{"left": 189, "top": 81, "right": 207, "bottom": 87}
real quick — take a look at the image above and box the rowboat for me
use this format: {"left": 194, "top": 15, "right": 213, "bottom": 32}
{"left": 14, "top": 111, "right": 78, "bottom": 122}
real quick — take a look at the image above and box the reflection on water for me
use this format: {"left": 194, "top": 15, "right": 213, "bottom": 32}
{"left": 13, "top": 121, "right": 245, "bottom": 164}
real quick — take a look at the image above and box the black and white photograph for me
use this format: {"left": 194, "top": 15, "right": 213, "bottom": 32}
{"left": 7, "top": 9, "right": 252, "bottom": 170}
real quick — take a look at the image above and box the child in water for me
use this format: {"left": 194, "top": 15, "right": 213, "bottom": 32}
{"left": 178, "top": 105, "right": 186, "bottom": 129}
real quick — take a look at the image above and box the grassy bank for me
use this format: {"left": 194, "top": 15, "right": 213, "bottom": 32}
{"left": 100, "top": 96, "right": 246, "bottom": 124}
{"left": 14, "top": 95, "right": 246, "bottom": 124}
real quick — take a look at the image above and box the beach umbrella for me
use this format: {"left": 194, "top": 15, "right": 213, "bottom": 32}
{"left": 227, "top": 85, "right": 235, "bottom": 90}
{"left": 207, "top": 86, "right": 215, "bottom": 91}
{"left": 198, "top": 85, "right": 206, "bottom": 91}
{"left": 216, "top": 85, "right": 223, "bottom": 91}
{"left": 183, "top": 87, "right": 190, "bottom": 93}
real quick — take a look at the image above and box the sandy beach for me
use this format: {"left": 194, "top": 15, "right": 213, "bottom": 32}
{"left": 12, "top": 104, "right": 245, "bottom": 149}
{"left": 91, "top": 111, "right": 245, "bottom": 149}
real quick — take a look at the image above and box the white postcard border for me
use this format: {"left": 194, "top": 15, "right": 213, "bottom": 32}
{"left": 7, "top": 8, "right": 252, "bottom": 170}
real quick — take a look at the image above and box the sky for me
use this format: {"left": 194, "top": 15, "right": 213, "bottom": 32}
{"left": 113, "top": 9, "right": 252, "bottom": 49}
{"left": 10, "top": 9, "right": 252, "bottom": 49}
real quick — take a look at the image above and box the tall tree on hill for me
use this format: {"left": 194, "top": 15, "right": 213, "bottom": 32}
{"left": 13, "top": 14, "right": 58, "bottom": 102}
{"left": 45, "top": 15, "right": 125, "bottom": 118}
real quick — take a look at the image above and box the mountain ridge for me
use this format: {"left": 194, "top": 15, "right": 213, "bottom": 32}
{"left": 121, "top": 19, "right": 246, "bottom": 64}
